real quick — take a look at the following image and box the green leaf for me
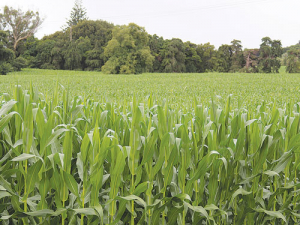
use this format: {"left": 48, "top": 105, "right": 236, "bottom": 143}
{"left": 273, "top": 151, "right": 293, "bottom": 174}
{"left": 25, "top": 209, "right": 54, "bottom": 217}
{"left": 245, "top": 119, "right": 257, "bottom": 127}
{"left": 230, "top": 187, "right": 252, "bottom": 207}
{"left": 0, "top": 100, "right": 17, "bottom": 117}
{"left": 0, "top": 191, "right": 11, "bottom": 199}
{"left": 204, "top": 204, "right": 219, "bottom": 211}
{"left": 72, "top": 208, "right": 97, "bottom": 216}
{"left": 44, "top": 128, "right": 69, "bottom": 148}
{"left": 167, "top": 205, "right": 183, "bottom": 225}
{"left": 24, "top": 160, "right": 43, "bottom": 199}
{"left": 133, "top": 182, "right": 149, "bottom": 196}
{"left": 93, "top": 205, "right": 104, "bottom": 225}
{"left": 184, "top": 202, "right": 208, "bottom": 218}
{"left": 11, "top": 153, "right": 36, "bottom": 162}
{"left": 254, "top": 208, "right": 287, "bottom": 223}
{"left": 62, "top": 170, "right": 79, "bottom": 197}
{"left": 115, "top": 195, "right": 147, "bottom": 208}
{"left": 0, "top": 112, "right": 19, "bottom": 133}
{"left": 263, "top": 170, "right": 279, "bottom": 177}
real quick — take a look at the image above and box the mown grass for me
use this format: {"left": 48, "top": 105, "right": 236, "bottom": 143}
{"left": 1, "top": 68, "right": 300, "bottom": 108}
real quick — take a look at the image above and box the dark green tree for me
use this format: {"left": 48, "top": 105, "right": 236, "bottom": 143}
{"left": 33, "top": 20, "right": 113, "bottom": 71}
{"left": 286, "top": 48, "right": 300, "bottom": 73}
{"left": 11, "top": 56, "right": 27, "bottom": 71}
{"left": 184, "top": 41, "right": 201, "bottom": 73}
{"left": 0, "top": 30, "right": 14, "bottom": 75}
{"left": 85, "top": 44, "right": 103, "bottom": 71}
{"left": 102, "top": 23, "right": 154, "bottom": 74}
{"left": 35, "top": 31, "right": 68, "bottom": 69}
{"left": 230, "top": 39, "right": 245, "bottom": 71}
{"left": 71, "top": 20, "right": 113, "bottom": 47}
{"left": 148, "top": 34, "right": 165, "bottom": 72}
{"left": 217, "top": 44, "right": 232, "bottom": 72}
{"left": 66, "top": 0, "right": 88, "bottom": 42}
{"left": 64, "top": 36, "right": 92, "bottom": 70}
{"left": 67, "top": 0, "right": 88, "bottom": 27}
{"left": 160, "top": 38, "right": 186, "bottom": 73}
{"left": 258, "top": 37, "right": 282, "bottom": 73}
{"left": 50, "top": 39, "right": 66, "bottom": 69}
{"left": 216, "top": 40, "right": 245, "bottom": 73}
{"left": 72, "top": 20, "right": 114, "bottom": 70}
{"left": 34, "top": 39, "right": 56, "bottom": 69}
{"left": 64, "top": 42, "right": 81, "bottom": 70}
{"left": 196, "top": 43, "right": 217, "bottom": 72}
{"left": 16, "top": 36, "right": 39, "bottom": 67}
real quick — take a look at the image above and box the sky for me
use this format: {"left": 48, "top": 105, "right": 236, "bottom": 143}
{"left": 0, "top": 0, "right": 299, "bottom": 49}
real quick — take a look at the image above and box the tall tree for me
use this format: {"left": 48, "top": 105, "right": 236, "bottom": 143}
{"left": 230, "top": 39, "right": 245, "bottom": 71}
{"left": 71, "top": 20, "right": 113, "bottom": 47}
{"left": 184, "top": 41, "right": 201, "bottom": 73}
{"left": 34, "top": 39, "right": 56, "bottom": 69}
{"left": 216, "top": 40, "right": 245, "bottom": 73}
{"left": 67, "top": 0, "right": 88, "bottom": 41}
{"left": 32, "top": 20, "right": 113, "bottom": 71}
{"left": 196, "top": 43, "right": 217, "bottom": 72}
{"left": 102, "top": 23, "right": 154, "bottom": 74}
{"left": 286, "top": 48, "right": 300, "bottom": 73}
{"left": 67, "top": 0, "right": 88, "bottom": 27}
{"left": 217, "top": 44, "right": 232, "bottom": 72}
{"left": 149, "top": 34, "right": 165, "bottom": 72}
{"left": 85, "top": 46, "right": 103, "bottom": 71}
{"left": 0, "top": 30, "right": 14, "bottom": 74}
{"left": 160, "top": 38, "right": 186, "bottom": 73}
{"left": 64, "top": 36, "right": 92, "bottom": 70}
{"left": 258, "top": 37, "right": 282, "bottom": 73}
{"left": 0, "top": 6, "right": 43, "bottom": 53}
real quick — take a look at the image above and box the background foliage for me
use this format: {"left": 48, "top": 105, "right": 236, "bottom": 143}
{"left": 2, "top": 3, "right": 300, "bottom": 75}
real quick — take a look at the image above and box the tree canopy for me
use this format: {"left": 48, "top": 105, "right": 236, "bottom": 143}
{"left": 258, "top": 37, "right": 282, "bottom": 73}
{"left": 0, "top": 30, "right": 14, "bottom": 74}
{"left": 0, "top": 6, "right": 43, "bottom": 53}
{"left": 67, "top": 0, "right": 88, "bottom": 27}
{"left": 101, "top": 23, "right": 154, "bottom": 74}
{"left": 285, "top": 48, "right": 300, "bottom": 73}
{"left": 0, "top": 4, "right": 294, "bottom": 74}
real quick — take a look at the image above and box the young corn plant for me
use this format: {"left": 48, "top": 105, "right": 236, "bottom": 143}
{"left": 0, "top": 86, "right": 300, "bottom": 224}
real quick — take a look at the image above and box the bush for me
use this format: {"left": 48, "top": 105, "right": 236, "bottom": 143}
{"left": 40, "top": 63, "right": 57, "bottom": 70}
{"left": 0, "top": 62, "right": 13, "bottom": 75}
{"left": 11, "top": 57, "right": 28, "bottom": 71}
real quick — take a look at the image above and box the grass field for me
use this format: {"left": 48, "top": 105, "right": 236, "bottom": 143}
{"left": 0, "top": 68, "right": 299, "bottom": 108}
{"left": 1, "top": 69, "right": 300, "bottom": 224}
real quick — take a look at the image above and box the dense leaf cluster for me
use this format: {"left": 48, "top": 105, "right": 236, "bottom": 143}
{"left": 282, "top": 43, "right": 300, "bottom": 73}
{"left": 0, "top": 31, "right": 26, "bottom": 75}
{"left": 0, "top": 6, "right": 43, "bottom": 75}
{"left": 10, "top": 20, "right": 285, "bottom": 75}
{"left": 2, "top": 4, "right": 299, "bottom": 74}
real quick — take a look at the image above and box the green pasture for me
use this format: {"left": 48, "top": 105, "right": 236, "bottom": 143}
{"left": 0, "top": 68, "right": 298, "bottom": 108}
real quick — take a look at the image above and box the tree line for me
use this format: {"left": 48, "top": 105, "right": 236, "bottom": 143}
{"left": 0, "top": 1, "right": 298, "bottom": 75}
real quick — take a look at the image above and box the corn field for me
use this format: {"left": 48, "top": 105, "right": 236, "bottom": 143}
{"left": 1, "top": 85, "right": 300, "bottom": 224}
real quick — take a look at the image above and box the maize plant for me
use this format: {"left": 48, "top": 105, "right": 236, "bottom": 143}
{"left": 0, "top": 85, "right": 300, "bottom": 224}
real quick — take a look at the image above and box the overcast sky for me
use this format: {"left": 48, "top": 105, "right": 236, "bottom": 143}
{"left": 0, "top": 0, "right": 299, "bottom": 49}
